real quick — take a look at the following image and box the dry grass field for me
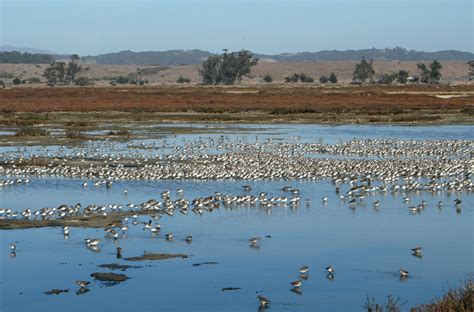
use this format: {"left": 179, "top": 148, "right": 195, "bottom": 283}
{"left": 0, "top": 61, "right": 471, "bottom": 86}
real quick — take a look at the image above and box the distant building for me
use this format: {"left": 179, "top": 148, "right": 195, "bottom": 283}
{"left": 406, "top": 76, "right": 419, "bottom": 83}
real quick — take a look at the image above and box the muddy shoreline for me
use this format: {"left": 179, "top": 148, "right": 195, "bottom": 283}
{"left": 0, "top": 210, "right": 153, "bottom": 230}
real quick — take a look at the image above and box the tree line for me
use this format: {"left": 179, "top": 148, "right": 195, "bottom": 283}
{"left": 0, "top": 51, "right": 54, "bottom": 64}
{"left": 352, "top": 57, "right": 444, "bottom": 84}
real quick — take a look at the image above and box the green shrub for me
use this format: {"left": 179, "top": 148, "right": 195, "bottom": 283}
{"left": 263, "top": 74, "right": 273, "bottom": 83}
{"left": 299, "top": 73, "right": 314, "bottom": 83}
{"left": 176, "top": 75, "right": 191, "bottom": 83}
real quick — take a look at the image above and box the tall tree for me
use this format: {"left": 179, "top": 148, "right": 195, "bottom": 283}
{"left": 235, "top": 50, "right": 259, "bottom": 83}
{"left": 429, "top": 60, "right": 442, "bottom": 82}
{"left": 417, "top": 63, "right": 430, "bottom": 83}
{"left": 417, "top": 61, "right": 442, "bottom": 83}
{"left": 66, "top": 54, "right": 81, "bottom": 84}
{"left": 199, "top": 55, "right": 222, "bottom": 85}
{"left": 199, "top": 50, "right": 258, "bottom": 85}
{"left": 352, "top": 57, "right": 375, "bottom": 83}
{"left": 43, "top": 61, "right": 66, "bottom": 85}
{"left": 468, "top": 60, "right": 474, "bottom": 80}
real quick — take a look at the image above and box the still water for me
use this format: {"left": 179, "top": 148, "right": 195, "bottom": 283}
{"left": 1, "top": 124, "right": 473, "bottom": 312}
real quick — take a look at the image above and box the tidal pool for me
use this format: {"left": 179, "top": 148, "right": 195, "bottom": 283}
{"left": 0, "top": 124, "right": 473, "bottom": 312}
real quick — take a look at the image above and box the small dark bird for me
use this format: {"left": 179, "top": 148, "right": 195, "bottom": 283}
{"left": 242, "top": 185, "right": 252, "bottom": 191}
{"left": 116, "top": 247, "right": 122, "bottom": 259}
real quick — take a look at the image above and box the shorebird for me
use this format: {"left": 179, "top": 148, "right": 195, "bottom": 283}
{"left": 290, "top": 280, "right": 302, "bottom": 288}
{"left": 257, "top": 295, "right": 270, "bottom": 308}
{"left": 9, "top": 243, "right": 16, "bottom": 252}
{"left": 165, "top": 233, "right": 174, "bottom": 241}
{"left": 322, "top": 196, "right": 328, "bottom": 204}
{"left": 249, "top": 236, "right": 261, "bottom": 248}
{"left": 116, "top": 247, "right": 122, "bottom": 259}
{"left": 82, "top": 182, "right": 88, "bottom": 188}
{"left": 411, "top": 246, "right": 422, "bottom": 254}
{"left": 249, "top": 237, "right": 261, "bottom": 244}
{"left": 84, "top": 238, "right": 101, "bottom": 246}
{"left": 299, "top": 265, "right": 309, "bottom": 274}
{"left": 185, "top": 235, "right": 193, "bottom": 243}
{"left": 242, "top": 185, "right": 252, "bottom": 191}
{"left": 399, "top": 268, "right": 409, "bottom": 277}
{"left": 62, "top": 226, "right": 69, "bottom": 235}
{"left": 373, "top": 200, "right": 381, "bottom": 209}
{"left": 454, "top": 199, "right": 462, "bottom": 206}
{"left": 76, "top": 280, "right": 90, "bottom": 288}
{"left": 326, "top": 265, "right": 334, "bottom": 274}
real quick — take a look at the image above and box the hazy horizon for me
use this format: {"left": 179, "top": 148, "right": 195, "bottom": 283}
{"left": 1, "top": 0, "right": 473, "bottom": 56}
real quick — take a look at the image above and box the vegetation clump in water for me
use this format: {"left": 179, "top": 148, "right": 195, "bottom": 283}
{"left": 90, "top": 272, "right": 129, "bottom": 283}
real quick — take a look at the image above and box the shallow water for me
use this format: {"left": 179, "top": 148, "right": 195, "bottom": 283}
{"left": 1, "top": 124, "right": 473, "bottom": 312}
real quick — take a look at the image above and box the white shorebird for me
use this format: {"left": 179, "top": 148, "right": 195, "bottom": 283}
{"left": 85, "top": 238, "right": 101, "bottom": 246}
{"left": 399, "top": 268, "right": 409, "bottom": 277}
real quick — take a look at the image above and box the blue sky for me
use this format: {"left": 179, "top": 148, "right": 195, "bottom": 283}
{"left": 1, "top": 0, "right": 472, "bottom": 55}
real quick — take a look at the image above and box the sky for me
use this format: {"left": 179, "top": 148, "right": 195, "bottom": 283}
{"left": 0, "top": 0, "right": 472, "bottom": 55}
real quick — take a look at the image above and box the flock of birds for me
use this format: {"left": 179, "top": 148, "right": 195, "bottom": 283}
{"left": 1, "top": 135, "right": 472, "bottom": 309}
{"left": 0, "top": 137, "right": 471, "bottom": 183}
{"left": 5, "top": 179, "right": 465, "bottom": 308}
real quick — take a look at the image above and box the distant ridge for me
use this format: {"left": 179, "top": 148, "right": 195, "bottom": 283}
{"left": 83, "top": 47, "right": 474, "bottom": 65}
{"left": 83, "top": 49, "right": 213, "bottom": 65}
{"left": 0, "top": 47, "right": 472, "bottom": 65}
{"left": 0, "top": 45, "right": 57, "bottom": 55}
{"left": 256, "top": 47, "right": 474, "bottom": 62}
